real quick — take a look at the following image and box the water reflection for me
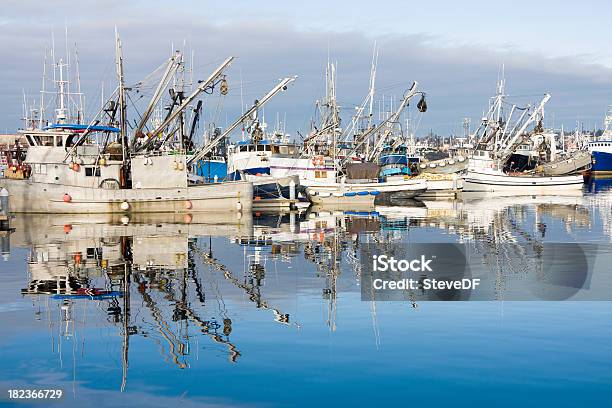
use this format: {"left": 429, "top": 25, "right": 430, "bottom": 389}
{"left": 1, "top": 189, "right": 612, "bottom": 402}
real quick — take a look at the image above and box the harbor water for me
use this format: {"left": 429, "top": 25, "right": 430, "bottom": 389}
{"left": 1, "top": 182, "right": 611, "bottom": 407}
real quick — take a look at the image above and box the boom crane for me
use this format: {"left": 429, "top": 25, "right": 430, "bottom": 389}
{"left": 137, "top": 56, "right": 234, "bottom": 152}
{"left": 187, "top": 76, "right": 297, "bottom": 166}
{"left": 131, "top": 51, "right": 182, "bottom": 146}
{"left": 340, "top": 81, "right": 425, "bottom": 167}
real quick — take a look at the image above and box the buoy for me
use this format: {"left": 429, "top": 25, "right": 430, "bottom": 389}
{"left": 172, "top": 161, "right": 179, "bottom": 170}
{"left": 178, "top": 162, "right": 184, "bottom": 170}
{"left": 184, "top": 200, "right": 193, "bottom": 210}
{"left": 120, "top": 216, "right": 130, "bottom": 225}
{"left": 254, "top": 196, "right": 261, "bottom": 201}
{"left": 120, "top": 201, "right": 130, "bottom": 211}
{"left": 63, "top": 194, "right": 72, "bottom": 203}
{"left": 73, "top": 252, "right": 82, "bottom": 264}
{"left": 99, "top": 158, "right": 107, "bottom": 166}
{"left": 236, "top": 202, "right": 242, "bottom": 211}
{"left": 72, "top": 163, "right": 80, "bottom": 172}
{"left": 63, "top": 224, "right": 72, "bottom": 234}
{"left": 183, "top": 213, "right": 193, "bottom": 224}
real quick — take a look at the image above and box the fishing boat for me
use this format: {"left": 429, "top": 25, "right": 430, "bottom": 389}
{"left": 463, "top": 78, "right": 583, "bottom": 194}
{"left": 305, "top": 162, "right": 427, "bottom": 206}
{"left": 587, "top": 106, "right": 612, "bottom": 176}
{"left": 0, "top": 34, "right": 259, "bottom": 214}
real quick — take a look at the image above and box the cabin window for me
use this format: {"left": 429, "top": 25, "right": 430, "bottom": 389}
{"left": 34, "top": 136, "right": 54, "bottom": 146}
{"left": 239, "top": 146, "right": 247, "bottom": 152}
{"left": 256, "top": 145, "right": 265, "bottom": 152}
{"left": 85, "top": 167, "right": 101, "bottom": 177}
{"left": 55, "top": 136, "right": 63, "bottom": 147}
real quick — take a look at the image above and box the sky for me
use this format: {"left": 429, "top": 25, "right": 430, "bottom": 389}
{"left": 1, "top": 0, "right": 611, "bottom": 138}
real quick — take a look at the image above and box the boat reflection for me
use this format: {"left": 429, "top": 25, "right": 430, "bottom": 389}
{"left": 4, "top": 190, "right": 610, "bottom": 392}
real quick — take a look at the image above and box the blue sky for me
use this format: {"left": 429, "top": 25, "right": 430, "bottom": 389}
{"left": 1, "top": 0, "right": 611, "bottom": 137}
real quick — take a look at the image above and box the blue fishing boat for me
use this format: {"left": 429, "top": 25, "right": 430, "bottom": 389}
{"left": 588, "top": 106, "right": 612, "bottom": 176}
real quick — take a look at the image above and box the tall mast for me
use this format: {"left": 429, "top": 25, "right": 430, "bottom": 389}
{"left": 114, "top": 28, "right": 128, "bottom": 160}
{"left": 56, "top": 58, "right": 68, "bottom": 124}
{"left": 75, "top": 44, "right": 84, "bottom": 124}
{"left": 39, "top": 48, "right": 47, "bottom": 128}
{"left": 65, "top": 26, "right": 71, "bottom": 122}
{"left": 367, "top": 44, "right": 378, "bottom": 129}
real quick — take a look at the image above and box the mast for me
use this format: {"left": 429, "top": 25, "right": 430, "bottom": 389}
{"left": 114, "top": 28, "right": 128, "bottom": 161}
{"left": 39, "top": 49, "right": 47, "bottom": 128}
{"left": 120, "top": 261, "right": 130, "bottom": 392}
{"left": 75, "top": 44, "right": 84, "bottom": 124}
{"left": 56, "top": 58, "right": 68, "bottom": 124}
{"left": 367, "top": 44, "right": 378, "bottom": 130}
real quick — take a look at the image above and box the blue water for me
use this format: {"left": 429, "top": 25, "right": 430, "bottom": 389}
{"left": 1, "top": 189, "right": 611, "bottom": 407}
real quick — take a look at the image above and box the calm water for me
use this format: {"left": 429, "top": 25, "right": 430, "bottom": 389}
{"left": 1, "top": 181, "right": 612, "bottom": 407}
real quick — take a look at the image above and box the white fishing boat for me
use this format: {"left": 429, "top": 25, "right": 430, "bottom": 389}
{"left": 305, "top": 171, "right": 427, "bottom": 206}
{"left": 464, "top": 149, "right": 584, "bottom": 194}
{"left": 463, "top": 77, "right": 584, "bottom": 194}
{"left": 0, "top": 131, "right": 253, "bottom": 213}
{"left": 0, "top": 36, "right": 254, "bottom": 214}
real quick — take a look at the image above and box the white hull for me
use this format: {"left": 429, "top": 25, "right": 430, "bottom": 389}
{"left": 0, "top": 179, "right": 253, "bottom": 213}
{"left": 463, "top": 171, "right": 584, "bottom": 194}
{"left": 305, "top": 179, "right": 427, "bottom": 206}
{"left": 306, "top": 178, "right": 428, "bottom": 194}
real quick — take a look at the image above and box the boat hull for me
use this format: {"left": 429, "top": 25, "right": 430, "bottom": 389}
{"left": 537, "top": 150, "right": 592, "bottom": 176}
{"left": 305, "top": 179, "right": 428, "bottom": 207}
{"left": 0, "top": 179, "right": 253, "bottom": 213}
{"left": 463, "top": 171, "right": 584, "bottom": 194}
{"left": 591, "top": 150, "right": 612, "bottom": 175}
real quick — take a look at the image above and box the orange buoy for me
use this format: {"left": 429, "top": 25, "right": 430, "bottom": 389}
{"left": 63, "top": 224, "right": 72, "bottom": 234}
{"left": 184, "top": 200, "right": 193, "bottom": 210}
{"left": 183, "top": 213, "right": 193, "bottom": 224}
{"left": 72, "top": 163, "right": 80, "bottom": 171}
{"left": 254, "top": 196, "right": 261, "bottom": 201}
{"left": 63, "top": 194, "right": 72, "bottom": 203}
{"left": 73, "top": 252, "right": 82, "bottom": 264}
